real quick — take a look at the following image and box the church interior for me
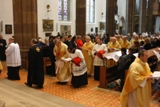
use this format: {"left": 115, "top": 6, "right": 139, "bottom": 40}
{"left": 1, "top": 0, "right": 160, "bottom": 106}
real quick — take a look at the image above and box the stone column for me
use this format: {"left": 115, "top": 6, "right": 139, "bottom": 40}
{"left": 146, "top": 0, "right": 154, "bottom": 34}
{"left": 76, "top": 0, "right": 86, "bottom": 36}
{"left": 13, "top": 0, "right": 37, "bottom": 68}
{"left": 139, "top": 0, "right": 147, "bottom": 33}
{"left": 106, "top": 0, "right": 116, "bottom": 36}
{"left": 126, "top": 0, "right": 134, "bottom": 35}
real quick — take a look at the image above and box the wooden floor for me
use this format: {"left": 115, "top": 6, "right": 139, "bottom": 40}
{"left": 1, "top": 61, "right": 160, "bottom": 107}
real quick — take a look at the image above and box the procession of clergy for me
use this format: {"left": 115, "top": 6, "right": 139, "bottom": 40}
{"left": 0, "top": 32, "right": 160, "bottom": 106}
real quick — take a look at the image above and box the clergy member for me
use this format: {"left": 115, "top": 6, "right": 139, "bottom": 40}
{"left": 0, "top": 60, "right": 3, "bottom": 73}
{"left": 68, "top": 46, "right": 88, "bottom": 88}
{"left": 82, "top": 36, "right": 94, "bottom": 76}
{"left": 54, "top": 39, "right": 71, "bottom": 84}
{"left": 121, "top": 36, "right": 130, "bottom": 49}
{"left": 120, "top": 49, "right": 152, "bottom": 107}
{"left": 92, "top": 36, "right": 108, "bottom": 80}
{"left": 5, "top": 37, "right": 21, "bottom": 80}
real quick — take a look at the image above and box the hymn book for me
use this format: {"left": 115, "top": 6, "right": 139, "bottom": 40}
{"left": 152, "top": 71, "right": 160, "bottom": 79}
{"left": 152, "top": 50, "right": 160, "bottom": 59}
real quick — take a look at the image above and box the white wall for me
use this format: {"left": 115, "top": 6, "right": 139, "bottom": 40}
{"left": 86, "top": 0, "right": 106, "bottom": 35}
{"left": 0, "top": 0, "right": 14, "bottom": 43}
{"left": 0, "top": 0, "right": 130, "bottom": 42}
{"left": 118, "top": 0, "right": 126, "bottom": 21}
{"left": 38, "top": 0, "right": 76, "bottom": 41}
{"left": 155, "top": 16, "right": 160, "bottom": 33}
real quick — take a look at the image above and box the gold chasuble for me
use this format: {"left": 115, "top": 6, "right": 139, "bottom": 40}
{"left": 117, "top": 38, "right": 123, "bottom": 46}
{"left": 121, "top": 40, "right": 130, "bottom": 49}
{"left": 82, "top": 41, "right": 94, "bottom": 75}
{"left": 107, "top": 41, "right": 121, "bottom": 52}
{"left": 54, "top": 42, "right": 71, "bottom": 82}
{"left": 0, "top": 61, "right": 3, "bottom": 70}
{"left": 120, "top": 57, "right": 152, "bottom": 107}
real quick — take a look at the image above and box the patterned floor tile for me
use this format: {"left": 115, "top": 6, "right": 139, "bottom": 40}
{"left": 1, "top": 61, "right": 160, "bottom": 107}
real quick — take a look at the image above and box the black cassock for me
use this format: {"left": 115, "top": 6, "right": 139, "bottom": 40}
{"left": 0, "top": 39, "right": 6, "bottom": 61}
{"left": 27, "top": 45, "right": 44, "bottom": 87}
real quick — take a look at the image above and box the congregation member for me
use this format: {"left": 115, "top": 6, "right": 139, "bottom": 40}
{"left": 5, "top": 37, "right": 21, "bottom": 80}
{"left": 68, "top": 46, "right": 88, "bottom": 88}
{"left": 102, "top": 34, "right": 110, "bottom": 44}
{"left": 64, "top": 35, "right": 73, "bottom": 47}
{"left": 92, "top": 36, "right": 108, "bottom": 80}
{"left": 143, "top": 38, "right": 152, "bottom": 50}
{"left": 131, "top": 41, "right": 140, "bottom": 53}
{"left": 0, "top": 35, "right": 7, "bottom": 61}
{"left": 48, "top": 36, "right": 56, "bottom": 76}
{"left": 82, "top": 36, "right": 94, "bottom": 76}
{"left": 75, "top": 35, "right": 84, "bottom": 49}
{"left": 117, "top": 48, "right": 128, "bottom": 91}
{"left": 37, "top": 38, "right": 46, "bottom": 47}
{"left": 125, "top": 48, "right": 136, "bottom": 70}
{"left": 25, "top": 38, "right": 44, "bottom": 88}
{"left": 54, "top": 39, "right": 71, "bottom": 84}
{"left": 120, "top": 49, "right": 152, "bottom": 107}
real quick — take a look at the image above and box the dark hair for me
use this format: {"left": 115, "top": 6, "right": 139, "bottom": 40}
{"left": 129, "top": 47, "right": 134, "bottom": 52}
{"left": 138, "top": 49, "right": 147, "bottom": 57}
{"left": 68, "top": 35, "right": 72, "bottom": 38}
{"left": 121, "top": 48, "right": 126, "bottom": 53}
{"left": 68, "top": 46, "right": 76, "bottom": 53}
{"left": 31, "top": 38, "right": 38, "bottom": 44}
{"left": 60, "top": 36, "right": 64, "bottom": 40}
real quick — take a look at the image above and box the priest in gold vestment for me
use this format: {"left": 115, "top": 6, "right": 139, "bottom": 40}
{"left": 54, "top": 39, "right": 71, "bottom": 84}
{"left": 121, "top": 36, "right": 130, "bottom": 49}
{"left": 0, "top": 61, "right": 3, "bottom": 73}
{"left": 107, "top": 37, "right": 121, "bottom": 52}
{"left": 120, "top": 49, "right": 152, "bottom": 107}
{"left": 82, "top": 36, "right": 94, "bottom": 76}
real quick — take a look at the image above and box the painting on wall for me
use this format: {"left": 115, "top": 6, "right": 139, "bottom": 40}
{"left": 60, "top": 25, "right": 71, "bottom": 35}
{"left": 99, "top": 22, "right": 105, "bottom": 30}
{"left": 43, "top": 19, "right": 54, "bottom": 31}
{"left": 5, "top": 24, "right": 12, "bottom": 34}
{"left": 45, "top": 33, "right": 52, "bottom": 37}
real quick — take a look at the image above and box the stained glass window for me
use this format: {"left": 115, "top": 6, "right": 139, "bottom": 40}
{"left": 87, "top": 0, "right": 95, "bottom": 23}
{"left": 58, "top": 0, "right": 70, "bottom": 21}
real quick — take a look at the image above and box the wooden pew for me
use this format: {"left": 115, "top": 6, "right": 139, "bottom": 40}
{"left": 25, "top": 55, "right": 51, "bottom": 74}
{"left": 99, "top": 48, "right": 159, "bottom": 89}
{"left": 43, "top": 57, "right": 51, "bottom": 74}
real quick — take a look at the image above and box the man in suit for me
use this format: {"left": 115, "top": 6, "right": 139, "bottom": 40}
{"left": 0, "top": 35, "right": 7, "bottom": 61}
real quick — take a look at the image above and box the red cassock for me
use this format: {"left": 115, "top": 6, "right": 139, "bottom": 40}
{"left": 75, "top": 39, "right": 83, "bottom": 48}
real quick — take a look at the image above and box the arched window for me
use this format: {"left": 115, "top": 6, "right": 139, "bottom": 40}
{"left": 58, "top": 0, "right": 70, "bottom": 21}
{"left": 87, "top": 0, "right": 95, "bottom": 23}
